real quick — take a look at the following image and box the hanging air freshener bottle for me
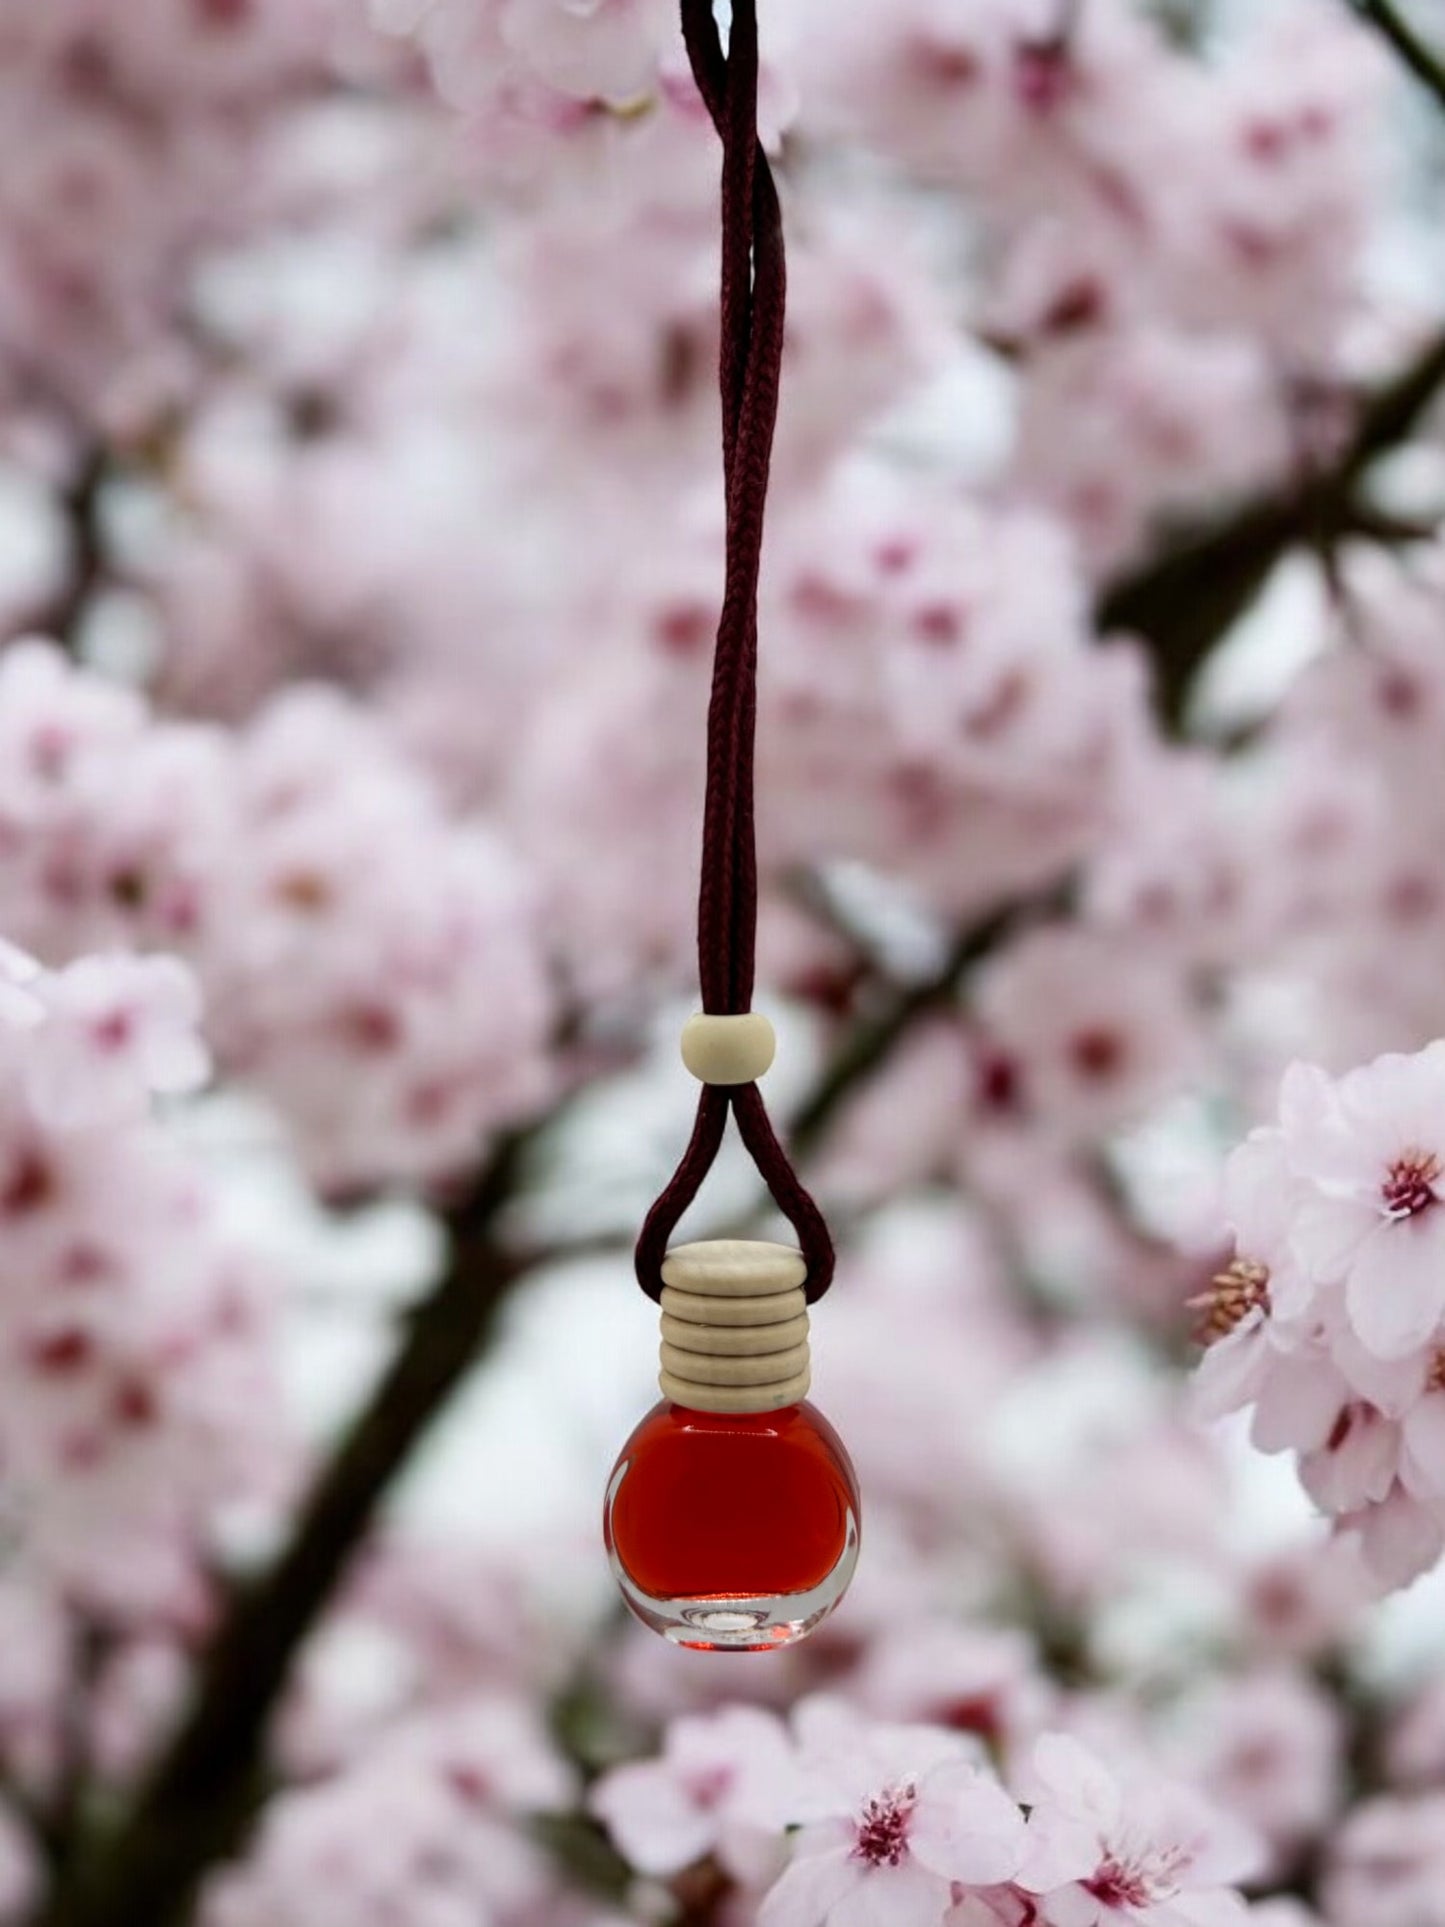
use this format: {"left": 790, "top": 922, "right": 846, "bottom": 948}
{"left": 605, "top": 0, "right": 860, "bottom": 1650}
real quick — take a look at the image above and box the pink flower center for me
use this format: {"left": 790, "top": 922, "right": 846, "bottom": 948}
{"left": 91, "top": 1008, "right": 135, "bottom": 1054}
{"left": 1086, "top": 1841, "right": 1188, "bottom": 1909}
{"left": 685, "top": 1766, "right": 734, "bottom": 1812}
{"left": 1086, "top": 1859, "right": 1153, "bottom": 1907}
{"left": 1382, "top": 1150, "right": 1442, "bottom": 1221}
{"left": 1070, "top": 1025, "right": 1126, "bottom": 1082}
{"left": 1014, "top": 40, "right": 1076, "bottom": 113}
{"left": 853, "top": 1784, "right": 916, "bottom": 1868}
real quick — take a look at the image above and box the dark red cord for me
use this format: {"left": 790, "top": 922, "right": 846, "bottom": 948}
{"left": 634, "top": 0, "right": 834, "bottom": 1304}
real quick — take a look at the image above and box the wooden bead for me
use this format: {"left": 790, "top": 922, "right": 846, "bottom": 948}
{"left": 661, "top": 1285, "right": 805, "bottom": 1328}
{"left": 680, "top": 1012, "right": 776, "bottom": 1085}
{"left": 659, "top": 1366, "right": 811, "bottom": 1414}
{"left": 660, "top": 1311, "right": 810, "bottom": 1358}
{"left": 661, "top": 1240, "right": 806, "bottom": 1298}
{"left": 659, "top": 1341, "right": 811, "bottom": 1387}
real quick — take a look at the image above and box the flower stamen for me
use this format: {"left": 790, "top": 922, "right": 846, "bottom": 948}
{"left": 1189, "top": 1256, "right": 1270, "bottom": 1344}
{"left": 1382, "top": 1150, "right": 1442, "bottom": 1221}
{"left": 852, "top": 1785, "right": 915, "bottom": 1868}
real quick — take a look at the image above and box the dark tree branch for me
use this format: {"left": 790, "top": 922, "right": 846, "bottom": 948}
{"left": 34, "top": 1128, "right": 535, "bottom": 1927}
{"left": 35, "top": 1618, "right": 111, "bottom": 1877}
{"left": 31, "top": 875, "right": 1051, "bottom": 1927}
{"left": 27, "top": 449, "right": 109, "bottom": 656}
{"left": 790, "top": 895, "right": 1041, "bottom": 1159}
{"left": 1351, "top": 0, "right": 1445, "bottom": 114}
{"left": 40, "top": 327, "right": 1445, "bottom": 1927}
{"left": 1098, "top": 325, "right": 1445, "bottom": 729}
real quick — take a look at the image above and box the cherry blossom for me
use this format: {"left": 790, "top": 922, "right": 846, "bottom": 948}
{"left": 1016, "top": 1734, "right": 1261, "bottom": 1926}
{"left": 1321, "top": 1792, "right": 1445, "bottom": 1927}
{"left": 377, "top": 0, "right": 680, "bottom": 117}
{"left": 1171, "top": 1671, "right": 1343, "bottom": 1869}
{"left": 589, "top": 1705, "right": 798, "bottom": 1880}
{"left": 0, "top": 647, "right": 556, "bottom": 1188}
{"left": 205, "top": 1695, "right": 576, "bottom": 1927}
{"left": 0, "top": 3, "right": 1439, "bottom": 1926}
{"left": 759, "top": 1701, "right": 1026, "bottom": 1927}
{"left": 1279, "top": 1051, "right": 1445, "bottom": 1361}
{"left": 1190, "top": 1131, "right": 1317, "bottom": 1425}
{"left": 971, "top": 926, "right": 1200, "bottom": 1146}
{"left": 1194, "top": 1044, "right": 1445, "bottom": 1584}
{"left": 24, "top": 952, "right": 208, "bottom": 1128}
{"left": 0, "top": 944, "right": 285, "bottom": 1615}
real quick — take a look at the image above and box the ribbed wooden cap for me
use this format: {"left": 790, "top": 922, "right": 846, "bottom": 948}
{"left": 660, "top": 1240, "right": 807, "bottom": 1296}
{"left": 656, "top": 1240, "right": 810, "bottom": 1413}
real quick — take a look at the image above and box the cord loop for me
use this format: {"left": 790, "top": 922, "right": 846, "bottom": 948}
{"left": 633, "top": 0, "right": 833, "bottom": 1303}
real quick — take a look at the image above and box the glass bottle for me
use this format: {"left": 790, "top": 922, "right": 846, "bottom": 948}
{"left": 605, "top": 1240, "right": 860, "bottom": 1650}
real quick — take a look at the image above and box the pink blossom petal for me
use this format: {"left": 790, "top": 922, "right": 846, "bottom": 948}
{"left": 1191, "top": 1319, "right": 1270, "bottom": 1422}
{"left": 1023, "top": 1735, "right": 1122, "bottom": 1834}
{"left": 908, "top": 1762, "right": 1026, "bottom": 1886}
{"left": 1036, "top": 1884, "right": 1104, "bottom": 1927}
{"left": 0, "top": 940, "right": 44, "bottom": 1030}
{"left": 1346, "top": 1220, "right": 1445, "bottom": 1360}
{"left": 1401, "top": 1395, "right": 1445, "bottom": 1501}
{"left": 1301, "top": 1406, "right": 1399, "bottom": 1512}
{"left": 1159, "top": 1892, "right": 1253, "bottom": 1926}
{"left": 588, "top": 1760, "right": 718, "bottom": 1875}
{"left": 1348, "top": 1486, "right": 1445, "bottom": 1590}
{"left": 1221, "top": 1130, "right": 1295, "bottom": 1255}
{"left": 1017, "top": 1812, "right": 1101, "bottom": 1896}
{"left": 1292, "top": 1195, "right": 1375, "bottom": 1282}
{"left": 1251, "top": 1355, "right": 1349, "bottom": 1455}
{"left": 830, "top": 1859, "right": 950, "bottom": 1927}
{"left": 758, "top": 1829, "right": 862, "bottom": 1927}
{"left": 1331, "top": 1330, "right": 1426, "bottom": 1415}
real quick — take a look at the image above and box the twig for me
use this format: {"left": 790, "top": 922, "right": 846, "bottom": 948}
{"left": 42, "top": 333, "right": 1445, "bottom": 1923}
{"left": 28, "top": 449, "right": 108, "bottom": 656}
{"left": 790, "top": 895, "right": 1041, "bottom": 1158}
{"left": 33, "top": 1127, "right": 534, "bottom": 1927}
{"left": 31, "top": 874, "right": 1051, "bottom": 1927}
{"left": 1351, "top": 0, "right": 1445, "bottom": 114}
{"left": 1098, "top": 325, "right": 1445, "bottom": 729}
{"left": 37, "top": 1617, "right": 111, "bottom": 1877}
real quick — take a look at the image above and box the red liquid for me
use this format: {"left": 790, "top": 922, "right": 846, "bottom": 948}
{"left": 605, "top": 1400, "right": 860, "bottom": 1602}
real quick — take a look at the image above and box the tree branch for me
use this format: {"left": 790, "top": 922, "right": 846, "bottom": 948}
{"left": 61, "top": 316, "right": 1445, "bottom": 1898}
{"left": 28, "top": 448, "right": 108, "bottom": 657}
{"left": 34, "top": 1128, "right": 534, "bottom": 1927}
{"left": 42, "top": 331, "right": 1445, "bottom": 1927}
{"left": 789, "top": 897, "right": 1036, "bottom": 1159}
{"left": 1097, "top": 324, "right": 1445, "bottom": 729}
{"left": 1351, "top": 0, "right": 1445, "bottom": 114}
{"left": 31, "top": 852, "right": 1063, "bottom": 1927}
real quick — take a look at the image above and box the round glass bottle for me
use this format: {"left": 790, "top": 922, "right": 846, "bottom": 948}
{"left": 605, "top": 1396, "right": 860, "bottom": 1650}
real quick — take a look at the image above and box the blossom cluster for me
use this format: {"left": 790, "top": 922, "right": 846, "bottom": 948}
{"left": 1197, "top": 1044, "right": 1445, "bottom": 1589}
{"left": 207, "top": 1695, "right": 581, "bottom": 1927}
{"left": 0, "top": 938, "right": 283, "bottom": 1617}
{"left": 0, "top": 0, "right": 339, "bottom": 425}
{"left": 0, "top": 3, "right": 1438, "bottom": 1927}
{"left": 0, "top": 642, "right": 553, "bottom": 1189}
{"left": 592, "top": 1700, "right": 1258, "bottom": 1927}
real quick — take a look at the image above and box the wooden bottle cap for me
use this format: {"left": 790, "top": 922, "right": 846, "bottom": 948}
{"left": 660, "top": 1240, "right": 807, "bottom": 1298}
{"left": 660, "top": 1310, "right": 810, "bottom": 1357}
{"left": 660, "top": 1285, "right": 805, "bottom": 1328}
{"left": 655, "top": 1240, "right": 812, "bottom": 1414}
{"left": 659, "top": 1340, "right": 810, "bottom": 1388}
